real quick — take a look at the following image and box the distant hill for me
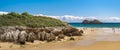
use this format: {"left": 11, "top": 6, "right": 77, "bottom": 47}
{"left": 82, "top": 19, "right": 102, "bottom": 24}
{"left": 0, "top": 12, "right": 68, "bottom": 27}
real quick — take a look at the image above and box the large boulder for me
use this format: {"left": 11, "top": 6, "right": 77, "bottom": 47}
{"left": 26, "top": 32, "right": 35, "bottom": 43}
{"left": 71, "top": 31, "right": 82, "bottom": 36}
{"left": 62, "top": 28, "right": 83, "bottom": 36}
{"left": 79, "top": 30, "right": 84, "bottom": 33}
{"left": 45, "top": 33, "right": 55, "bottom": 42}
{"left": 17, "top": 31, "right": 27, "bottom": 45}
{"left": 69, "top": 37, "right": 75, "bottom": 40}
{"left": 58, "top": 34, "right": 65, "bottom": 39}
{"left": 0, "top": 28, "right": 20, "bottom": 42}
{"left": 39, "top": 31, "right": 47, "bottom": 41}
{"left": 0, "top": 29, "right": 4, "bottom": 34}
{"left": 51, "top": 30, "right": 63, "bottom": 36}
{"left": 36, "top": 30, "right": 56, "bottom": 42}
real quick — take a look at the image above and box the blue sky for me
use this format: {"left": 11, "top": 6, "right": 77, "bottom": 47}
{"left": 1, "top": 0, "right": 120, "bottom": 22}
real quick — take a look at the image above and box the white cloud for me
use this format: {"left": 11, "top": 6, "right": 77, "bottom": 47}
{"left": 0, "top": 11, "right": 8, "bottom": 15}
{"left": 0, "top": 11, "right": 120, "bottom": 23}
{"left": 2, "top": 11, "right": 120, "bottom": 22}
{"left": 109, "top": 17, "right": 120, "bottom": 21}
{"left": 34, "top": 14, "right": 120, "bottom": 23}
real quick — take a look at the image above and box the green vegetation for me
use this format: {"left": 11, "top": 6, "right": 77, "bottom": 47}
{"left": 0, "top": 12, "right": 68, "bottom": 27}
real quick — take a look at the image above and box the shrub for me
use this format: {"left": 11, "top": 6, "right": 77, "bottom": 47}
{"left": 0, "top": 12, "right": 68, "bottom": 27}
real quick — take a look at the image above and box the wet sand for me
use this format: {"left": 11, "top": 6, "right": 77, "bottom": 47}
{"left": 1, "top": 28, "right": 120, "bottom": 50}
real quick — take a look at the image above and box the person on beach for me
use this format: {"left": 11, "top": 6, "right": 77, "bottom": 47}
{"left": 112, "top": 28, "right": 115, "bottom": 33}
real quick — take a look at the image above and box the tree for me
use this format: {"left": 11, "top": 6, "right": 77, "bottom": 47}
{"left": 8, "top": 12, "right": 20, "bottom": 17}
{"left": 21, "top": 12, "right": 32, "bottom": 17}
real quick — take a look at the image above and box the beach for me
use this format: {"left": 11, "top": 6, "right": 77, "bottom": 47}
{"left": 1, "top": 0, "right": 120, "bottom": 50}
{"left": 0, "top": 28, "right": 120, "bottom": 50}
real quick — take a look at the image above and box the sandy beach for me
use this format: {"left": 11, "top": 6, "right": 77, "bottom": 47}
{"left": 1, "top": 28, "right": 120, "bottom": 50}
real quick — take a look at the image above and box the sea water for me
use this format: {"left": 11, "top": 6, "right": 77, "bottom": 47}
{"left": 69, "top": 23, "right": 120, "bottom": 28}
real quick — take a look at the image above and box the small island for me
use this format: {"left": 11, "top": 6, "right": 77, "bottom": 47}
{"left": 82, "top": 19, "right": 102, "bottom": 24}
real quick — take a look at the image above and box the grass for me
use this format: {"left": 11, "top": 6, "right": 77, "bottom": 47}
{"left": 0, "top": 12, "right": 68, "bottom": 28}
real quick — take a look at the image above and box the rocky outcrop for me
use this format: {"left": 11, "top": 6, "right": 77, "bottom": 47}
{"left": 82, "top": 19, "right": 102, "bottom": 24}
{"left": 0, "top": 26, "right": 83, "bottom": 45}
{"left": 18, "top": 31, "right": 27, "bottom": 45}
{"left": 26, "top": 32, "right": 35, "bottom": 43}
{"left": 62, "top": 27, "right": 83, "bottom": 36}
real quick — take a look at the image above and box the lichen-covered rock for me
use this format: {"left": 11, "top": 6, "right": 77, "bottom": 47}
{"left": 71, "top": 31, "right": 82, "bottom": 36}
{"left": 62, "top": 27, "right": 83, "bottom": 36}
{"left": 26, "top": 32, "right": 35, "bottom": 43}
{"left": 46, "top": 33, "right": 55, "bottom": 42}
{"left": 36, "top": 32, "right": 42, "bottom": 40}
{"left": 69, "top": 37, "right": 75, "bottom": 40}
{"left": 18, "top": 31, "right": 27, "bottom": 45}
{"left": 51, "top": 30, "right": 63, "bottom": 36}
{"left": 58, "top": 34, "right": 65, "bottom": 39}
{"left": 0, "top": 29, "right": 20, "bottom": 42}
{"left": 0, "top": 26, "right": 83, "bottom": 45}
{"left": 39, "top": 31, "right": 46, "bottom": 41}
{"left": 79, "top": 30, "right": 84, "bottom": 34}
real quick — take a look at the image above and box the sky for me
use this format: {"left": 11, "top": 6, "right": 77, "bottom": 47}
{"left": 1, "top": 0, "right": 120, "bottom": 22}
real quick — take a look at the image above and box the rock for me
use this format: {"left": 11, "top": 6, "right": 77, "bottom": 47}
{"left": 40, "top": 31, "right": 46, "bottom": 41}
{"left": 58, "top": 34, "right": 64, "bottom": 39}
{"left": 5, "top": 31, "right": 14, "bottom": 42}
{"left": 0, "top": 29, "right": 4, "bottom": 34}
{"left": 62, "top": 27, "right": 82, "bottom": 36}
{"left": 26, "top": 32, "right": 35, "bottom": 43}
{"left": 36, "top": 32, "right": 42, "bottom": 40}
{"left": 18, "top": 31, "right": 27, "bottom": 45}
{"left": 51, "top": 30, "right": 63, "bottom": 36}
{"left": 0, "top": 26, "right": 83, "bottom": 44}
{"left": 69, "top": 37, "right": 75, "bottom": 40}
{"left": 44, "top": 29, "right": 51, "bottom": 33}
{"left": 44, "top": 27, "right": 54, "bottom": 33}
{"left": 79, "top": 30, "right": 84, "bottom": 33}
{"left": 46, "top": 33, "right": 55, "bottom": 42}
{"left": 82, "top": 19, "right": 102, "bottom": 24}
{"left": 0, "top": 29, "right": 20, "bottom": 42}
{"left": 71, "top": 31, "right": 82, "bottom": 36}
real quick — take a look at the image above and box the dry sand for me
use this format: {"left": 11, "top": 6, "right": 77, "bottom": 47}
{"left": 1, "top": 28, "right": 120, "bottom": 50}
